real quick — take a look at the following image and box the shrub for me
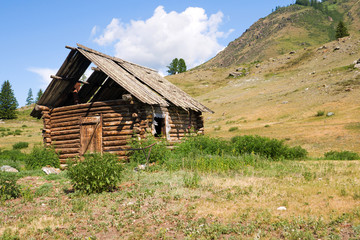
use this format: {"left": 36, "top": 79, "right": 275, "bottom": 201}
{"left": 183, "top": 172, "right": 201, "bottom": 188}
{"left": 0, "top": 149, "right": 27, "bottom": 162}
{"left": 129, "top": 136, "right": 170, "bottom": 165}
{"left": 324, "top": 150, "right": 360, "bottom": 160}
{"left": 12, "top": 142, "right": 29, "bottom": 150}
{"left": 231, "top": 135, "right": 307, "bottom": 160}
{"left": 316, "top": 110, "right": 325, "bottom": 117}
{"left": 25, "top": 146, "right": 59, "bottom": 170}
{"left": 0, "top": 172, "right": 21, "bottom": 201}
{"left": 228, "top": 127, "right": 239, "bottom": 132}
{"left": 174, "top": 135, "right": 232, "bottom": 158}
{"left": 67, "top": 153, "right": 123, "bottom": 194}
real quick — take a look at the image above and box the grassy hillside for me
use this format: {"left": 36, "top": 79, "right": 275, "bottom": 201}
{"left": 167, "top": 36, "right": 360, "bottom": 157}
{"left": 201, "top": 0, "right": 359, "bottom": 68}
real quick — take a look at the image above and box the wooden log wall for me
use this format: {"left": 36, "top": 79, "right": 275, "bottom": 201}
{"left": 41, "top": 99, "right": 205, "bottom": 164}
{"left": 47, "top": 99, "right": 147, "bottom": 163}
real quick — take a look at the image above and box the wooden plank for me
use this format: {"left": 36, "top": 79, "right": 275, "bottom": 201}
{"left": 102, "top": 140, "right": 128, "bottom": 146}
{"left": 51, "top": 129, "right": 80, "bottom": 136}
{"left": 50, "top": 106, "right": 133, "bottom": 118}
{"left": 50, "top": 116, "right": 80, "bottom": 124}
{"left": 103, "top": 125, "right": 134, "bottom": 131}
{"left": 54, "top": 143, "right": 80, "bottom": 149}
{"left": 52, "top": 139, "right": 80, "bottom": 145}
{"left": 103, "top": 120, "right": 134, "bottom": 126}
{"left": 55, "top": 148, "right": 79, "bottom": 154}
{"left": 102, "top": 130, "right": 134, "bottom": 136}
{"left": 51, "top": 125, "right": 79, "bottom": 132}
{"left": 52, "top": 133, "right": 80, "bottom": 141}
{"left": 51, "top": 99, "right": 131, "bottom": 113}
{"left": 51, "top": 120, "right": 80, "bottom": 128}
{"left": 103, "top": 136, "right": 130, "bottom": 141}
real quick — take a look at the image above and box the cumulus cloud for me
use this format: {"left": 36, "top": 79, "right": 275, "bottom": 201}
{"left": 27, "top": 67, "right": 57, "bottom": 89}
{"left": 93, "top": 6, "right": 233, "bottom": 72}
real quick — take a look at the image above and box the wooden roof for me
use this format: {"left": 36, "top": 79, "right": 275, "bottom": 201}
{"left": 31, "top": 44, "right": 213, "bottom": 118}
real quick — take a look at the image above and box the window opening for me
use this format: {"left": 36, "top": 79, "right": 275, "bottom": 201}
{"left": 154, "top": 117, "right": 165, "bottom": 137}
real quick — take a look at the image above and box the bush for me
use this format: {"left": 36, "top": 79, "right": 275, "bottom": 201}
{"left": 0, "top": 149, "right": 27, "bottom": 162}
{"left": 129, "top": 136, "right": 170, "bottom": 165}
{"left": 12, "top": 142, "right": 29, "bottom": 150}
{"left": 316, "top": 110, "right": 325, "bottom": 116}
{"left": 25, "top": 146, "right": 59, "bottom": 170}
{"left": 228, "top": 127, "right": 239, "bottom": 132}
{"left": 0, "top": 172, "right": 21, "bottom": 201}
{"left": 174, "top": 135, "right": 232, "bottom": 158}
{"left": 67, "top": 153, "right": 123, "bottom": 194}
{"left": 231, "top": 135, "right": 307, "bottom": 160}
{"left": 324, "top": 150, "right": 359, "bottom": 160}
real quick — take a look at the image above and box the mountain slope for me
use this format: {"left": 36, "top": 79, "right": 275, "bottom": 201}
{"left": 201, "top": 0, "right": 359, "bottom": 68}
{"left": 166, "top": 0, "right": 360, "bottom": 156}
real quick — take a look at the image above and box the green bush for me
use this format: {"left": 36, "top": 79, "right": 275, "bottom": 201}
{"left": 12, "top": 142, "right": 29, "bottom": 150}
{"left": 174, "top": 135, "right": 231, "bottom": 158}
{"left": 231, "top": 135, "right": 307, "bottom": 160}
{"left": 228, "top": 127, "right": 239, "bottom": 132}
{"left": 0, "top": 172, "right": 21, "bottom": 201}
{"left": 0, "top": 149, "right": 27, "bottom": 162}
{"left": 324, "top": 150, "right": 360, "bottom": 160}
{"left": 316, "top": 110, "right": 325, "bottom": 116}
{"left": 183, "top": 172, "right": 201, "bottom": 188}
{"left": 67, "top": 153, "right": 123, "bottom": 194}
{"left": 25, "top": 146, "right": 59, "bottom": 170}
{"left": 129, "top": 136, "right": 170, "bottom": 164}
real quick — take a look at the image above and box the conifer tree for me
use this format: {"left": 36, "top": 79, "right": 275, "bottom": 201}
{"left": 178, "top": 58, "right": 187, "bottom": 73}
{"left": 0, "top": 80, "right": 18, "bottom": 119}
{"left": 26, "top": 88, "right": 34, "bottom": 105}
{"left": 36, "top": 89, "right": 43, "bottom": 103}
{"left": 167, "top": 58, "right": 179, "bottom": 75}
{"left": 335, "top": 21, "right": 350, "bottom": 39}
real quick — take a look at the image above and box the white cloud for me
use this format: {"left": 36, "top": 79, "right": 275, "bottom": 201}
{"left": 27, "top": 67, "right": 57, "bottom": 89}
{"left": 90, "top": 26, "right": 98, "bottom": 38}
{"left": 93, "top": 6, "right": 233, "bottom": 72}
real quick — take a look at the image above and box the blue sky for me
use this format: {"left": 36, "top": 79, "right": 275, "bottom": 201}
{"left": 0, "top": 0, "right": 295, "bottom": 107}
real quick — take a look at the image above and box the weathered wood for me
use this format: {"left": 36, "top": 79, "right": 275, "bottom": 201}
{"left": 51, "top": 120, "right": 80, "bottom": 128}
{"left": 52, "top": 133, "right": 80, "bottom": 141}
{"left": 103, "top": 146, "right": 130, "bottom": 152}
{"left": 102, "top": 116, "right": 132, "bottom": 122}
{"left": 35, "top": 104, "right": 49, "bottom": 112}
{"left": 51, "top": 75, "right": 89, "bottom": 85}
{"left": 45, "top": 138, "right": 51, "bottom": 143}
{"left": 52, "top": 139, "right": 80, "bottom": 145}
{"left": 103, "top": 125, "right": 134, "bottom": 131}
{"left": 55, "top": 148, "right": 79, "bottom": 154}
{"left": 103, "top": 136, "right": 130, "bottom": 141}
{"left": 50, "top": 106, "right": 133, "bottom": 119}
{"left": 51, "top": 99, "right": 131, "bottom": 113}
{"left": 65, "top": 45, "right": 76, "bottom": 50}
{"left": 103, "top": 120, "right": 134, "bottom": 126}
{"left": 102, "top": 140, "right": 128, "bottom": 146}
{"left": 102, "top": 113, "right": 132, "bottom": 118}
{"left": 51, "top": 129, "right": 80, "bottom": 136}
{"left": 51, "top": 125, "right": 79, "bottom": 132}
{"left": 102, "top": 130, "right": 134, "bottom": 136}
{"left": 51, "top": 116, "right": 80, "bottom": 124}
{"left": 59, "top": 153, "right": 79, "bottom": 160}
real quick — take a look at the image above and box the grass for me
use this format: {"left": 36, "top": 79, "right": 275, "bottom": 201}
{"left": 1, "top": 160, "right": 360, "bottom": 239}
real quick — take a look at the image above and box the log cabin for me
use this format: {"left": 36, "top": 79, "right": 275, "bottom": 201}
{"left": 30, "top": 44, "right": 213, "bottom": 163}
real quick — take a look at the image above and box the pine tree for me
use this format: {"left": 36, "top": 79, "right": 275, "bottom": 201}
{"left": 26, "top": 88, "right": 34, "bottom": 105}
{"left": 167, "top": 58, "right": 179, "bottom": 75}
{"left": 36, "top": 89, "right": 43, "bottom": 103}
{"left": 0, "top": 80, "right": 18, "bottom": 119}
{"left": 178, "top": 58, "right": 187, "bottom": 73}
{"left": 335, "top": 21, "right": 350, "bottom": 39}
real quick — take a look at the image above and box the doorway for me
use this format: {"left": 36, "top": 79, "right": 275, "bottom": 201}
{"left": 80, "top": 115, "right": 102, "bottom": 155}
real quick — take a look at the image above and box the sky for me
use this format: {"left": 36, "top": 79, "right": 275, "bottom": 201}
{"left": 0, "top": 0, "right": 295, "bottom": 107}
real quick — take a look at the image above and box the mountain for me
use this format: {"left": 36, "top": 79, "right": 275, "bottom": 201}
{"left": 166, "top": 0, "right": 360, "bottom": 157}
{"left": 202, "top": 0, "right": 360, "bottom": 68}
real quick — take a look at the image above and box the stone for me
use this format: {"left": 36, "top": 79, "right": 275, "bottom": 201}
{"left": 326, "top": 112, "right": 335, "bottom": 117}
{"left": 1, "top": 165, "right": 19, "bottom": 173}
{"left": 334, "top": 46, "right": 340, "bottom": 51}
{"left": 277, "top": 206, "right": 287, "bottom": 211}
{"left": 289, "top": 51, "right": 296, "bottom": 54}
{"left": 229, "top": 72, "right": 244, "bottom": 78}
{"left": 282, "top": 101, "right": 289, "bottom": 104}
{"left": 354, "top": 64, "right": 360, "bottom": 69}
{"left": 236, "top": 67, "right": 245, "bottom": 72}
{"left": 42, "top": 166, "right": 61, "bottom": 175}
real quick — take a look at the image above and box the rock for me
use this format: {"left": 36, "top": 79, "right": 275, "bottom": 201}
{"left": 255, "top": 64, "right": 261, "bottom": 68}
{"left": 345, "top": 88, "right": 352, "bottom": 92}
{"left": 326, "top": 112, "right": 335, "bottom": 117}
{"left": 354, "top": 64, "right": 360, "bottom": 69}
{"left": 277, "top": 206, "right": 287, "bottom": 211}
{"left": 282, "top": 101, "right": 289, "bottom": 104}
{"left": 236, "top": 67, "right": 245, "bottom": 72}
{"left": 289, "top": 51, "right": 296, "bottom": 54}
{"left": 334, "top": 46, "right": 340, "bottom": 51}
{"left": 1, "top": 165, "right": 19, "bottom": 173}
{"left": 229, "top": 72, "right": 244, "bottom": 78}
{"left": 42, "top": 166, "right": 61, "bottom": 175}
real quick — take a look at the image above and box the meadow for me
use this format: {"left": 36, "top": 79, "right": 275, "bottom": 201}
{"left": 1, "top": 127, "right": 360, "bottom": 239}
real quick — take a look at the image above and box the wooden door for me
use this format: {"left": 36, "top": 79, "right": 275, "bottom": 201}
{"left": 80, "top": 116, "right": 102, "bottom": 155}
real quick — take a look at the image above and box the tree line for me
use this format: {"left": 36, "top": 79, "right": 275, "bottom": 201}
{"left": 0, "top": 80, "right": 43, "bottom": 119}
